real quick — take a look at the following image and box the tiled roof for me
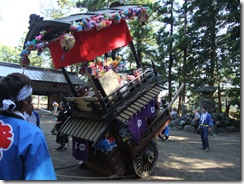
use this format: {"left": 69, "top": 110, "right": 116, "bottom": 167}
{"left": 59, "top": 117, "right": 109, "bottom": 146}
{"left": 115, "top": 85, "right": 164, "bottom": 124}
{"left": 0, "top": 62, "right": 85, "bottom": 85}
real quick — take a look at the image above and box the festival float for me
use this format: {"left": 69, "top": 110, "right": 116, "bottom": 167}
{"left": 22, "top": 4, "right": 184, "bottom": 178}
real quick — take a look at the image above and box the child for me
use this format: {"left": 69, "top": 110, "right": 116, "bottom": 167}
{"left": 158, "top": 125, "right": 170, "bottom": 141}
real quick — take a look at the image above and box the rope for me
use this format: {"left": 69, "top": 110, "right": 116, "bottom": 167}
{"left": 56, "top": 174, "right": 136, "bottom": 180}
{"left": 54, "top": 164, "right": 78, "bottom": 170}
{"left": 54, "top": 164, "right": 136, "bottom": 179}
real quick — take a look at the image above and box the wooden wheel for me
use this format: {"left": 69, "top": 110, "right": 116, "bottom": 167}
{"left": 132, "top": 139, "right": 158, "bottom": 178}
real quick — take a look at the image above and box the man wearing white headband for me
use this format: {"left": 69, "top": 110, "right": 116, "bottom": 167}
{"left": 0, "top": 73, "right": 56, "bottom": 180}
{"left": 1, "top": 84, "right": 33, "bottom": 119}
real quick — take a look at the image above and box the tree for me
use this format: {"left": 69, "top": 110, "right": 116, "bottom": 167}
{"left": 155, "top": 0, "right": 180, "bottom": 104}
{"left": 0, "top": 45, "right": 20, "bottom": 63}
{"left": 217, "top": 0, "right": 240, "bottom": 111}
{"left": 40, "top": 0, "right": 79, "bottom": 19}
{"left": 76, "top": 0, "right": 108, "bottom": 11}
{"left": 126, "top": 0, "right": 156, "bottom": 66}
{"left": 176, "top": 0, "right": 240, "bottom": 113}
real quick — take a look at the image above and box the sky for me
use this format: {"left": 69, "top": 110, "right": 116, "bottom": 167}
{"left": 0, "top": 0, "right": 242, "bottom": 48}
{"left": 0, "top": 0, "right": 40, "bottom": 47}
{"left": 0, "top": 0, "right": 41, "bottom": 47}
{"left": 0, "top": 0, "right": 82, "bottom": 48}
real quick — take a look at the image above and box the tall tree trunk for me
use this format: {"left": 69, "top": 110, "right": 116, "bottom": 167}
{"left": 168, "top": 0, "right": 174, "bottom": 103}
{"left": 225, "top": 99, "right": 230, "bottom": 114}
{"left": 209, "top": 7, "right": 217, "bottom": 87}
{"left": 216, "top": 57, "right": 221, "bottom": 112}
{"left": 182, "top": 0, "right": 187, "bottom": 103}
{"left": 178, "top": 82, "right": 182, "bottom": 113}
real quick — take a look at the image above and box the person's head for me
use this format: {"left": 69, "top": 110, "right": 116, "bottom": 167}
{"left": 59, "top": 101, "right": 64, "bottom": 110}
{"left": 104, "top": 132, "right": 109, "bottom": 139}
{"left": 52, "top": 101, "right": 57, "bottom": 106}
{"left": 201, "top": 106, "right": 208, "bottom": 113}
{"left": 173, "top": 107, "right": 177, "bottom": 111}
{"left": 0, "top": 73, "right": 33, "bottom": 113}
{"left": 161, "top": 98, "right": 166, "bottom": 105}
{"left": 25, "top": 103, "right": 34, "bottom": 115}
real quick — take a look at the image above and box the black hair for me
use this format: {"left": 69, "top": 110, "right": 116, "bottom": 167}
{"left": 161, "top": 98, "right": 166, "bottom": 104}
{"left": 0, "top": 73, "right": 32, "bottom": 111}
{"left": 202, "top": 106, "right": 208, "bottom": 111}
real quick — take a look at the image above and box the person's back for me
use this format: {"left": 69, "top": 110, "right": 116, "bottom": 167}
{"left": 0, "top": 73, "right": 56, "bottom": 180}
{"left": 55, "top": 102, "right": 70, "bottom": 151}
{"left": 0, "top": 111, "right": 56, "bottom": 180}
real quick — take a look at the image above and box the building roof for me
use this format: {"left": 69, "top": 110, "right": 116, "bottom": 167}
{"left": 0, "top": 62, "right": 85, "bottom": 85}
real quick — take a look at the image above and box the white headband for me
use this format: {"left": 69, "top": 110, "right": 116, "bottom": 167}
{"left": 1, "top": 85, "right": 33, "bottom": 111}
{"left": 17, "top": 84, "right": 33, "bottom": 101}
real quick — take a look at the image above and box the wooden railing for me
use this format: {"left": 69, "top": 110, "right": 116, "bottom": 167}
{"left": 68, "top": 68, "right": 157, "bottom": 119}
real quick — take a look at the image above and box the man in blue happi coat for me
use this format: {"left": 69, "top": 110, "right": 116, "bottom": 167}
{"left": 198, "top": 106, "right": 213, "bottom": 152}
{"left": 0, "top": 73, "right": 56, "bottom": 180}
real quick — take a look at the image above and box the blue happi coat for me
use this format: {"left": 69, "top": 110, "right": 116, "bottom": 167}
{"left": 162, "top": 125, "right": 170, "bottom": 136}
{"left": 0, "top": 112, "right": 56, "bottom": 180}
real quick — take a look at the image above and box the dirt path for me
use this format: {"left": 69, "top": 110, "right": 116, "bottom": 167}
{"left": 145, "top": 129, "right": 241, "bottom": 181}
{"left": 39, "top": 111, "right": 241, "bottom": 181}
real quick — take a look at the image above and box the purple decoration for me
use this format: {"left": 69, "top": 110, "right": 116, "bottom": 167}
{"left": 145, "top": 97, "right": 156, "bottom": 121}
{"left": 127, "top": 115, "right": 141, "bottom": 142}
{"left": 137, "top": 107, "right": 147, "bottom": 137}
{"left": 72, "top": 137, "right": 89, "bottom": 161}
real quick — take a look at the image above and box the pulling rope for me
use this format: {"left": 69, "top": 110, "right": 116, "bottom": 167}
{"left": 54, "top": 163, "right": 136, "bottom": 179}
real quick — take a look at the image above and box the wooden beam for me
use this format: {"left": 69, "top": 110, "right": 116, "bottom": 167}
{"left": 61, "top": 67, "right": 77, "bottom": 97}
{"left": 129, "top": 41, "right": 141, "bottom": 68}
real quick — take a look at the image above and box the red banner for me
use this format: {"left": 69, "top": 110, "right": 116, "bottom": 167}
{"left": 49, "top": 20, "right": 132, "bottom": 69}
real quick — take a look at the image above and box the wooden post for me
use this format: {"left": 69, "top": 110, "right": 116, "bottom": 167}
{"left": 129, "top": 41, "right": 141, "bottom": 68}
{"left": 61, "top": 67, "right": 77, "bottom": 97}
{"left": 151, "top": 60, "right": 158, "bottom": 76}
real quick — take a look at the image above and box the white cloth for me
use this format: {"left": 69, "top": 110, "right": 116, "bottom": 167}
{"left": 2, "top": 99, "right": 16, "bottom": 110}
{"left": 13, "top": 111, "right": 26, "bottom": 120}
{"left": 200, "top": 112, "right": 208, "bottom": 124}
{"left": 194, "top": 112, "right": 200, "bottom": 119}
{"left": 24, "top": 112, "right": 37, "bottom": 126}
{"left": 170, "top": 111, "right": 177, "bottom": 115}
{"left": 1, "top": 85, "right": 32, "bottom": 111}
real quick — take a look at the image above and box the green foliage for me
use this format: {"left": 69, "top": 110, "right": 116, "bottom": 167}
{"left": 76, "top": 0, "right": 107, "bottom": 11}
{"left": 40, "top": 0, "right": 78, "bottom": 18}
{"left": 0, "top": 45, "right": 20, "bottom": 63}
{"left": 0, "top": 0, "right": 240, "bottom": 111}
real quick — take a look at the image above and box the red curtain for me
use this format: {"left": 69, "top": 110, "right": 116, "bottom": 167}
{"left": 49, "top": 20, "right": 132, "bottom": 69}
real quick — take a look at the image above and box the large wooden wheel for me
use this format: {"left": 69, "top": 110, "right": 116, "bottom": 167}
{"left": 132, "top": 138, "right": 158, "bottom": 178}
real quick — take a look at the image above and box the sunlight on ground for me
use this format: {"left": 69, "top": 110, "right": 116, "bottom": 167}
{"left": 145, "top": 176, "right": 184, "bottom": 180}
{"left": 169, "top": 135, "right": 190, "bottom": 141}
{"left": 41, "top": 119, "right": 55, "bottom": 124}
{"left": 166, "top": 156, "right": 235, "bottom": 170}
